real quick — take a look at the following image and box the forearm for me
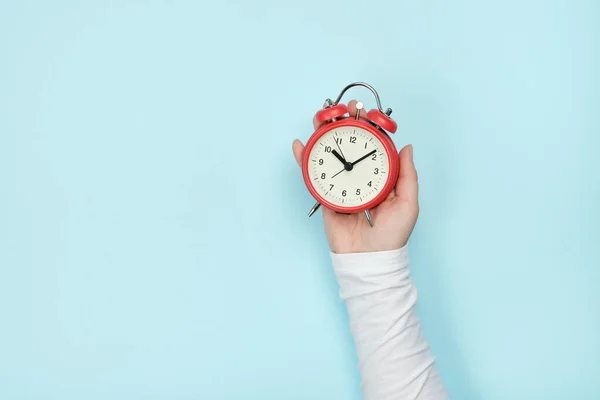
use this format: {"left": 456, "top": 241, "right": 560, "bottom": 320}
{"left": 331, "top": 246, "right": 449, "bottom": 400}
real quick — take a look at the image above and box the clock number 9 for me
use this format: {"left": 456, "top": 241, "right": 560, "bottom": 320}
{"left": 319, "top": 159, "right": 324, "bottom": 165}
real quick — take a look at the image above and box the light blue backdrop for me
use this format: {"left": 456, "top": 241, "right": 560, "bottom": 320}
{"left": 1, "top": 1, "right": 599, "bottom": 399}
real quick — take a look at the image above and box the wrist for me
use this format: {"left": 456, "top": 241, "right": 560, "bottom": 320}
{"left": 330, "top": 243, "right": 409, "bottom": 258}
{"left": 329, "top": 239, "right": 409, "bottom": 255}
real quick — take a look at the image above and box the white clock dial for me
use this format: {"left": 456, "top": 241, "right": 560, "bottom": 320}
{"left": 307, "top": 126, "right": 390, "bottom": 207}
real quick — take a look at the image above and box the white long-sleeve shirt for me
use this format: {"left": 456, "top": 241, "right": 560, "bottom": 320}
{"left": 330, "top": 245, "right": 450, "bottom": 400}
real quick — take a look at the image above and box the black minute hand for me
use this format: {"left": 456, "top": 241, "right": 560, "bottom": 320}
{"left": 351, "top": 150, "right": 377, "bottom": 166}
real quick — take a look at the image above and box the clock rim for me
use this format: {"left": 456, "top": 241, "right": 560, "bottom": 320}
{"left": 301, "top": 118, "right": 399, "bottom": 214}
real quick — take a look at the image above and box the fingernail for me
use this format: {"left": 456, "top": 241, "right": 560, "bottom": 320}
{"left": 408, "top": 144, "right": 413, "bottom": 158}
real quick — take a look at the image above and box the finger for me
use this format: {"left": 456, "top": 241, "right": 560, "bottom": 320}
{"left": 395, "top": 145, "right": 419, "bottom": 205}
{"left": 386, "top": 187, "right": 396, "bottom": 200}
{"left": 313, "top": 114, "right": 322, "bottom": 130}
{"left": 292, "top": 139, "right": 304, "bottom": 167}
{"left": 347, "top": 99, "right": 368, "bottom": 120}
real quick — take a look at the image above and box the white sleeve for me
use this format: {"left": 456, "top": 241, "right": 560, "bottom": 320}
{"left": 330, "top": 245, "right": 450, "bottom": 400}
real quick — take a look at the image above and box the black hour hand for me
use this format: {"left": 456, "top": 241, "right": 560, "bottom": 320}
{"left": 332, "top": 149, "right": 355, "bottom": 172}
{"left": 331, "top": 149, "right": 346, "bottom": 165}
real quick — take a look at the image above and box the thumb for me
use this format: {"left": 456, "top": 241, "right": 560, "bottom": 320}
{"left": 292, "top": 139, "right": 304, "bottom": 167}
{"left": 395, "top": 145, "right": 419, "bottom": 205}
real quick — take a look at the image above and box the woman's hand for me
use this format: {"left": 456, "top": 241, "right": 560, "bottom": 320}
{"left": 292, "top": 100, "right": 420, "bottom": 254}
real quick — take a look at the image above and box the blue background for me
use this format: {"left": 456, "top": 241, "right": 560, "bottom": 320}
{"left": 1, "top": 1, "right": 599, "bottom": 399}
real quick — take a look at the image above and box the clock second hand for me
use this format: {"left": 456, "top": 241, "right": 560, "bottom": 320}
{"left": 334, "top": 137, "right": 347, "bottom": 161}
{"left": 331, "top": 167, "right": 346, "bottom": 179}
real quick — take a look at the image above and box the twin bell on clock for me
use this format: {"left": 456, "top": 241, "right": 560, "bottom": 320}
{"left": 301, "top": 82, "right": 400, "bottom": 227}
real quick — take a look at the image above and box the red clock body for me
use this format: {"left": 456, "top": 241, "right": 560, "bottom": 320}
{"left": 301, "top": 117, "right": 399, "bottom": 214}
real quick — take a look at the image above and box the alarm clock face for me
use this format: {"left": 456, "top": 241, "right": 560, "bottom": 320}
{"left": 306, "top": 125, "right": 391, "bottom": 208}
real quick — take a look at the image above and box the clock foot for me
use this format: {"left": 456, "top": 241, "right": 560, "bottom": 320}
{"left": 364, "top": 210, "right": 374, "bottom": 227}
{"left": 308, "top": 202, "right": 321, "bottom": 217}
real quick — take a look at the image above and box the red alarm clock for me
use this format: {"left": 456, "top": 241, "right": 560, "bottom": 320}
{"left": 301, "top": 82, "right": 399, "bottom": 227}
